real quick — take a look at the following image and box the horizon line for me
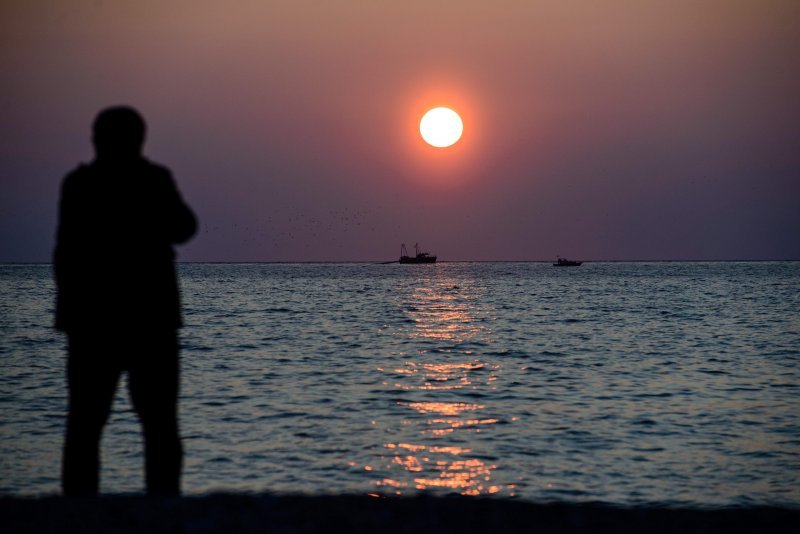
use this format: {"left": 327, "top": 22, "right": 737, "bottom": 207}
{"left": 2, "top": 259, "right": 799, "bottom": 265}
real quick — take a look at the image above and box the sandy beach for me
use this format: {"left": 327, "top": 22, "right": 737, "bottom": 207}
{"left": 2, "top": 494, "right": 798, "bottom": 533}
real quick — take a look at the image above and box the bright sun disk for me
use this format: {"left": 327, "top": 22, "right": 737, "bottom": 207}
{"left": 420, "top": 107, "right": 463, "bottom": 148}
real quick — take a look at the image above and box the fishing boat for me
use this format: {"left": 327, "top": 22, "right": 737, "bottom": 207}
{"left": 400, "top": 243, "right": 437, "bottom": 264}
{"left": 553, "top": 256, "right": 582, "bottom": 267}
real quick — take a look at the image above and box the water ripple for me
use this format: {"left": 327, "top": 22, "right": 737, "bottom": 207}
{"left": 1, "top": 262, "right": 799, "bottom": 506}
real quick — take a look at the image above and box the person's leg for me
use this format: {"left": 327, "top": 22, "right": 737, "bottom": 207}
{"left": 62, "top": 332, "right": 121, "bottom": 496}
{"left": 127, "top": 329, "right": 182, "bottom": 495}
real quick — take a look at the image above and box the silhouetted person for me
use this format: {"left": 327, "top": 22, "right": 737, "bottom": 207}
{"left": 54, "top": 106, "right": 197, "bottom": 496}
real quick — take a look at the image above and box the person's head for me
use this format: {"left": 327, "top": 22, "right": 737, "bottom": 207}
{"left": 92, "top": 106, "right": 146, "bottom": 161}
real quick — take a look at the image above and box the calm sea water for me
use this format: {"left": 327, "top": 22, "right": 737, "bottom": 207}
{"left": 1, "top": 262, "right": 798, "bottom": 506}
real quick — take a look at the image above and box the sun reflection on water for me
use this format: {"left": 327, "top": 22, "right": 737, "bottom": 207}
{"left": 389, "top": 361, "right": 487, "bottom": 391}
{"left": 368, "top": 274, "right": 515, "bottom": 497}
{"left": 404, "top": 402, "right": 485, "bottom": 415}
{"left": 377, "top": 441, "right": 499, "bottom": 494}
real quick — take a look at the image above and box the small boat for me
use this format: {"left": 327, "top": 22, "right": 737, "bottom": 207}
{"left": 553, "top": 256, "right": 582, "bottom": 267}
{"left": 400, "top": 243, "right": 437, "bottom": 264}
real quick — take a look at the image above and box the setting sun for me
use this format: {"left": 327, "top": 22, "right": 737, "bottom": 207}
{"left": 420, "top": 107, "right": 463, "bottom": 148}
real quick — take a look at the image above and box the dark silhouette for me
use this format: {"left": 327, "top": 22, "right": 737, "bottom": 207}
{"left": 54, "top": 106, "right": 197, "bottom": 496}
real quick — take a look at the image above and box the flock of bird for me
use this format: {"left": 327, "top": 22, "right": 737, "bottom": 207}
{"left": 200, "top": 205, "right": 409, "bottom": 257}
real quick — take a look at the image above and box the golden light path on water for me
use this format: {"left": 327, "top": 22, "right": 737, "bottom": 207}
{"left": 367, "top": 275, "right": 517, "bottom": 497}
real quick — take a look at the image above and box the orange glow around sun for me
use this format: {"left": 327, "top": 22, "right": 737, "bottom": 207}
{"left": 395, "top": 78, "right": 489, "bottom": 187}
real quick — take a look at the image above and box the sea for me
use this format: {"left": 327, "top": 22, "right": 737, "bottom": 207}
{"left": 1, "top": 262, "right": 798, "bottom": 507}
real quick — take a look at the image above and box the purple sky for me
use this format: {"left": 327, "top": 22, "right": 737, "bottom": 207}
{"left": 2, "top": 1, "right": 799, "bottom": 261}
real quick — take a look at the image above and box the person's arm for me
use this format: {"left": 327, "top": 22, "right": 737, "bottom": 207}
{"left": 163, "top": 170, "right": 197, "bottom": 245}
{"left": 53, "top": 172, "right": 78, "bottom": 287}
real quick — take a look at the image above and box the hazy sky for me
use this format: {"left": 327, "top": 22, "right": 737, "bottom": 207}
{"left": 2, "top": 0, "right": 799, "bottom": 261}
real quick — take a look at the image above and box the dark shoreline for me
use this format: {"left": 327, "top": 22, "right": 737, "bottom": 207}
{"left": 2, "top": 494, "right": 797, "bottom": 533}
